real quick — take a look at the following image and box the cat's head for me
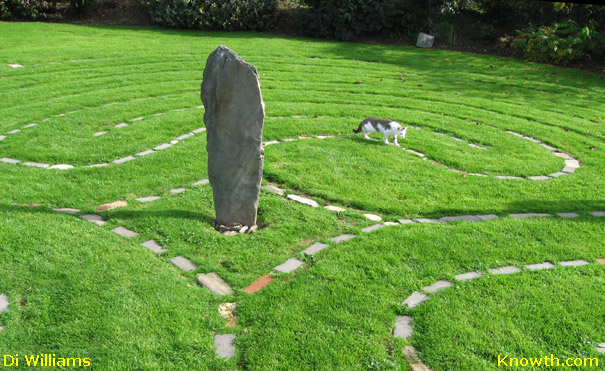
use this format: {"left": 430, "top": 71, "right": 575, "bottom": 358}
{"left": 397, "top": 126, "right": 408, "bottom": 138}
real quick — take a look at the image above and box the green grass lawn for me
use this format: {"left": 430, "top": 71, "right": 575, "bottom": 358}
{"left": 0, "top": 22, "right": 604, "bottom": 370}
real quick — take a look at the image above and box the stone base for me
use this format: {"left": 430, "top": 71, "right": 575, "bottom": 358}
{"left": 213, "top": 221, "right": 258, "bottom": 234}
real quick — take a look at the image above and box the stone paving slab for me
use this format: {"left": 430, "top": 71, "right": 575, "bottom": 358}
{"left": 193, "top": 179, "right": 209, "bottom": 186}
{"left": 24, "top": 162, "right": 49, "bottom": 168}
{"left": 476, "top": 214, "right": 499, "bottom": 221}
{"left": 86, "top": 163, "right": 108, "bottom": 168}
{"left": 362, "top": 224, "right": 385, "bottom": 233}
{"left": 142, "top": 240, "right": 167, "bottom": 254}
{"left": 384, "top": 222, "right": 398, "bottom": 226}
{"left": 439, "top": 215, "right": 480, "bottom": 223}
{"left": 525, "top": 262, "right": 555, "bottom": 271}
{"left": 114, "top": 123, "right": 129, "bottom": 128}
{"left": 130, "top": 117, "right": 144, "bottom": 121}
{"left": 170, "top": 188, "right": 187, "bottom": 195}
{"left": 489, "top": 265, "right": 522, "bottom": 275}
{"left": 548, "top": 172, "right": 567, "bottom": 178}
{"left": 401, "top": 346, "right": 431, "bottom": 371}
{"left": 112, "top": 156, "right": 135, "bottom": 164}
{"left": 170, "top": 256, "right": 196, "bottom": 271}
{"left": 9, "top": 64, "right": 23, "bottom": 68}
{"left": 393, "top": 316, "right": 414, "bottom": 339}
{"left": 509, "top": 213, "right": 551, "bottom": 219}
{"left": 80, "top": 214, "right": 107, "bottom": 226}
{"left": 562, "top": 166, "right": 576, "bottom": 174}
{"left": 263, "top": 184, "right": 284, "bottom": 196}
{"left": 0, "top": 294, "right": 8, "bottom": 313}
{"left": 7, "top": 129, "right": 21, "bottom": 134}
{"left": 402, "top": 291, "right": 429, "bottom": 309}
{"left": 528, "top": 176, "right": 550, "bottom": 181}
{"left": 0, "top": 135, "right": 5, "bottom": 141}
{"left": 541, "top": 143, "right": 557, "bottom": 152}
{"left": 262, "top": 140, "right": 280, "bottom": 146}
{"left": 597, "top": 344, "right": 605, "bottom": 354}
{"left": 423, "top": 280, "right": 454, "bottom": 293}
{"left": 111, "top": 226, "right": 138, "bottom": 239}
{"left": 197, "top": 272, "right": 234, "bottom": 295}
{"left": 176, "top": 133, "right": 194, "bottom": 141}
{"left": 97, "top": 200, "right": 127, "bottom": 212}
{"left": 244, "top": 275, "right": 274, "bottom": 294}
{"left": 154, "top": 143, "right": 172, "bottom": 150}
{"left": 559, "top": 260, "right": 589, "bottom": 267}
{"left": 496, "top": 175, "right": 523, "bottom": 179}
{"left": 330, "top": 234, "right": 356, "bottom": 244}
{"left": 49, "top": 164, "right": 74, "bottom": 170}
{"left": 135, "top": 149, "right": 155, "bottom": 156}
{"left": 136, "top": 196, "right": 161, "bottom": 203}
{"left": 274, "top": 258, "right": 303, "bottom": 273}
{"left": 192, "top": 127, "right": 206, "bottom": 134}
{"left": 214, "top": 334, "right": 236, "bottom": 359}
{"left": 454, "top": 272, "right": 482, "bottom": 281}
{"left": 591, "top": 211, "right": 605, "bottom": 217}
{"left": 53, "top": 208, "right": 80, "bottom": 214}
{"left": 413, "top": 218, "right": 439, "bottom": 223}
{"left": 324, "top": 205, "right": 346, "bottom": 212}
{"left": 363, "top": 213, "right": 382, "bottom": 222}
{"left": 23, "top": 123, "right": 38, "bottom": 128}
{"left": 557, "top": 212, "right": 579, "bottom": 218}
{"left": 597, "top": 258, "right": 605, "bottom": 265}
{"left": 565, "top": 159, "right": 580, "bottom": 168}
{"left": 302, "top": 242, "right": 330, "bottom": 255}
{"left": 286, "top": 194, "right": 319, "bottom": 207}
{"left": 398, "top": 219, "right": 415, "bottom": 224}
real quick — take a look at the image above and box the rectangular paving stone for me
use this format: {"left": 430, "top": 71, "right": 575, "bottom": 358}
{"left": 135, "top": 149, "right": 155, "bottom": 157}
{"left": 423, "top": 280, "right": 454, "bottom": 293}
{"left": 0, "top": 135, "right": 5, "bottom": 141}
{"left": 111, "top": 226, "right": 138, "bottom": 238}
{"left": 398, "top": 219, "right": 415, "bottom": 224}
{"left": 402, "top": 291, "right": 429, "bottom": 309}
{"left": 559, "top": 260, "right": 589, "bottom": 267}
{"left": 496, "top": 175, "right": 523, "bottom": 179}
{"left": 262, "top": 140, "right": 280, "bottom": 146}
{"left": 214, "top": 334, "right": 235, "bottom": 359}
{"left": 97, "top": 200, "right": 127, "bottom": 212}
{"left": 402, "top": 346, "right": 430, "bottom": 371}
{"left": 193, "top": 179, "right": 209, "bottom": 186}
{"left": 439, "top": 215, "right": 480, "bottom": 223}
{"left": 541, "top": 143, "right": 557, "bottom": 152}
{"left": 244, "top": 275, "right": 273, "bottom": 294}
{"left": 557, "top": 212, "right": 579, "bottom": 218}
{"left": 176, "top": 133, "right": 194, "bottom": 141}
{"left": 0, "top": 294, "right": 9, "bottom": 313}
{"left": 112, "top": 156, "right": 135, "bottom": 164}
{"left": 141, "top": 240, "right": 167, "bottom": 254}
{"left": 197, "top": 272, "right": 234, "bottom": 295}
{"left": 153, "top": 143, "right": 172, "bottom": 150}
{"left": 50, "top": 164, "right": 74, "bottom": 170}
{"left": 562, "top": 166, "right": 576, "bottom": 173}
{"left": 565, "top": 159, "right": 580, "bottom": 168}
{"left": 80, "top": 214, "right": 107, "bottom": 226}
{"left": 286, "top": 194, "right": 319, "bottom": 207}
{"left": 489, "top": 265, "right": 521, "bottom": 275}
{"left": 274, "top": 258, "right": 303, "bottom": 273}
{"left": 130, "top": 117, "right": 144, "bottom": 121}
{"left": 169, "top": 188, "right": 187, "bottom": 195}
{"left": 136, "top": 196, "right": 161, "bottom": 203}
{"left": 24, "top": 162, "right": 49, "bottom": 168}
{"left": 454, "top": 272, "right": 482, "bottom": 281}
{"left": 23, "top": 123, "right": 38, "bottom": 128}
{"left": 192, "top": 127, "right": 206, "bottom": 134}
{"left": 7, "top": 129, "right": 21, "bottom": 134}
{"left": 86, "top": 163, "right": 108, "bottom": 168}
{"left": 330, "top": 234, "right": 356, "bottom": 244}
{"left": 114, "top": 123, "right": 129, "bottom": 128}
{"left": 362, "top": 224, "right": 385, "bottom": 233}
{"left": 363, "top": 213, "right": 383, "bottom": 222}
{"left": 393, "top": 316, "right": 414, "bottom": 339}
{"left": 590, "top": 211, "right": 605, "bottom": 217}
{"left": 528, "top": 176, "right": 550, "bottom": 181}
{"left": 53, "top": 208, "right": 80, "bottom": 214}
{"left": 548, "top": 172, "right": 567, "bottom": 178}
{"left": 324, "top": 205, "right": 346, "bottom": 212}
{"left": 525, "top": 262, "right": 555, "bottom": 271}
{"left": 302, "top": 242, "right": 329, "bottom": 255}
{"left": 476, "top": 214, "right": 499, "bottom": 221}
{"left": 413, "top": 218, "right": 439, "bottom": 223}
{"left": 170, "top": 255, "right": 196, "bottom": 271}
{"left": 553, "top": 152, "right": 572, "bottom": 160}
{"left": 509, "top": 213, "right": 551, "bottom": 219}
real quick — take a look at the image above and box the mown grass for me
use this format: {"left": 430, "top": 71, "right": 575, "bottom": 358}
{"left": 0, "top": 22, "right": 604, "bottom": 370}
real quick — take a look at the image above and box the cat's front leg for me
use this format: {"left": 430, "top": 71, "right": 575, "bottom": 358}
{"left": 393, "top": 136, "right": 400, "bottom": 146}
{"left": 383, "top": 133, "right": 390, "bottom": 145}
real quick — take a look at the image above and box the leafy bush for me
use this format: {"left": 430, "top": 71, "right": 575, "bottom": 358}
{"left": 503, "top": 20, "right": 604, "bottom": 65}
{"left": 0, "top": 0, "right": 60, "bottom": 20}
{"left": 299, "top": 0, "right": 441, "bottom": 41}
{"left": 142, "top": 0, "right": 278, "bottom": 31}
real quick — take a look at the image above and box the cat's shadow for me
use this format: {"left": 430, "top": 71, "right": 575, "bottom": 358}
{"left": 348, "top": 136, "right": 397, "bottom": 147}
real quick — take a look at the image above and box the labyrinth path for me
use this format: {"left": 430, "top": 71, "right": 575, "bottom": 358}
{"left": 1, "top": 24, "right": 604, "bottom": 370}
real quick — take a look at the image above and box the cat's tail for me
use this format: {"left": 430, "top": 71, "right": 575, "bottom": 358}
{"left": 353, "top": 125, "right": 362, "bottom": 134}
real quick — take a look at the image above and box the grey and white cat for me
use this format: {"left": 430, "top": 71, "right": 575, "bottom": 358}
{"left": 353, "top": 118, "right": 407, "bottom": 146}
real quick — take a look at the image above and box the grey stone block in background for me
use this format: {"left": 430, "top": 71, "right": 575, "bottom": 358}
{"left": 416, "top": 33, "right": 435, "bottom": 48}
{"left": 202, "top": 45, "right": 265, "bottom": 229}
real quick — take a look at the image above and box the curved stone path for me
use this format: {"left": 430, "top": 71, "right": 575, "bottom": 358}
{"left": 1, "top": 106, "right": 580, "bottom": 179}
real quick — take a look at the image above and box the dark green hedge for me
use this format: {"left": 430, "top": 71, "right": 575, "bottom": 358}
{"left": 142, "top": 0, "right": 278, "bottom": 31}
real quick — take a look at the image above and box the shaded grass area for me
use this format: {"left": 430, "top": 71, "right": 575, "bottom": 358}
{"left": 237, "top": 218, "right": 605, "bottom": 370}
{"left": 0, "top": 208, "right": 231, "bottom": 370}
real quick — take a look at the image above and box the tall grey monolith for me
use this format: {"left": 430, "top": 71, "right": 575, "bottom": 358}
{"left": 201, "top": 46, "right": 265, "bottom": 230}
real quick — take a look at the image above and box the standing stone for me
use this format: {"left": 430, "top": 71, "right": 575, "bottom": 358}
{"left": 416, "top": 33, "right": 435, "bottom": 48}
{"left": 201, "top": 46, "right": 264, "bottom": 230}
